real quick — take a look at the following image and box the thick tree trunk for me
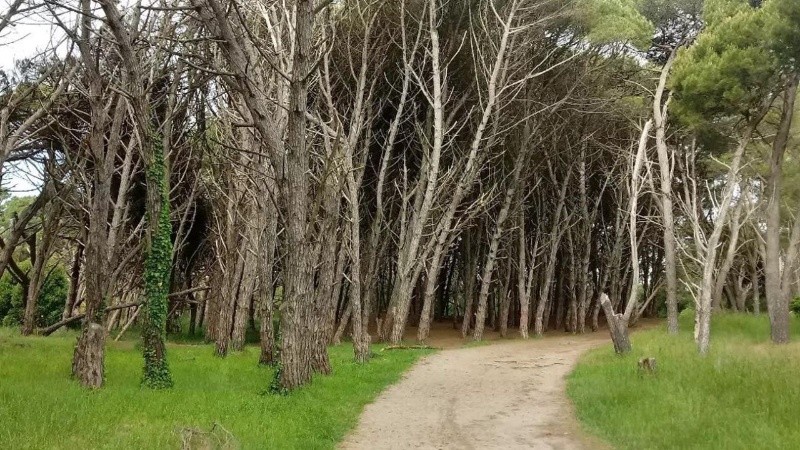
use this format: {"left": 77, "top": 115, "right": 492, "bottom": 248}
{"left": 765, "top": 78, "right": 797, "bottom": 345}
{"left": 72, "top": 62, "right": 113, "bottom": 388}
{"left": 141, "top": 138, "right": 173, "bottom": 388}
{"left": 72, "top": 322, "right": 105, "bottom": 388}
{"left": 279, "top": 0, "right": 317, "bottom": 390}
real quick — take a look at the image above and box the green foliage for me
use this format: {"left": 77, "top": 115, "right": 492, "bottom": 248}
{"left": 0, "top": 195, "right": 34, "bottom": 230}
{"left": 0, "top": 328, "right": 431, "bottom": 448}
{"left": 638, "top": 0, "right": 703, "bottom": 27}
{"left": 655, "top": 288, "right": 693, "bottom": 318}
{"left": 767, "top": 0, "right": 800, "bottom": 73}
{"left": 569, "top": 313, "right": 800, "bottom": 449}
{"left": 141, "top": 137, "right": 174, "bottom": 389}
{"left": 790, "top": 297, "right": 800, "bottom": 315}
{"left": 574, "top": 0, "right": 655, "bottom": 49}
{"left": 0, "top": 263, "right": 68, "bottom": 329}
{"left": 671, "top": 0, "right": 800, "bottom": 125}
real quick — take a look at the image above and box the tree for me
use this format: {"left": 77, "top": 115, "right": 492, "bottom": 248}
{"left": 671, "top": 0, "right": 800, "bottom": 348}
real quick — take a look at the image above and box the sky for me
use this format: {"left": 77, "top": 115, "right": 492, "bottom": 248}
{"left": 1, "top": 1, "right": 63, "bottom": 196}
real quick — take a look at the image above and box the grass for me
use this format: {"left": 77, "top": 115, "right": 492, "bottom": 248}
{"left": 568, "top": 312, "right": 800, "bottom": 450}
{"left": 0, "top": 327, "right": 431, "bottom": 449}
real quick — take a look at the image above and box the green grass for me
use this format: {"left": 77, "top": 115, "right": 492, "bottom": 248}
{"left": 568, "top": 313, "right": 800, "bottom": 450}
{"left": 0, "top": 328, "right": 431, "bottom": 449}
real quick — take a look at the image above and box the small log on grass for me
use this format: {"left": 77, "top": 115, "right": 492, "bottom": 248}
{"left": 638, "top": 357, "right": 657, "bottom": 375}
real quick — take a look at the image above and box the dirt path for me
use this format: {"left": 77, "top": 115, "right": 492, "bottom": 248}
{"left": 341, "top": 332, "right": 610, "bottom": 450}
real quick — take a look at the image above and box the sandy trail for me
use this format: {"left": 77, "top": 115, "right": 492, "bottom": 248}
{"left": 341, "top": 331, "right": 609, "bottom": 450}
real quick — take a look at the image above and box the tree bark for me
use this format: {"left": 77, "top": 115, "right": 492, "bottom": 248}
{"left": 653, "top": 51, "right": 679, "bottom": 335}
{"left": 599, "top": 294, "right": 631, "bottom": 353}
{"left": 765, "top": 77, "right": 798, "bottom": 345}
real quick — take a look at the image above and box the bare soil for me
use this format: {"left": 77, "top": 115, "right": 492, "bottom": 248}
{"left": 341, "top": 327, "right": 611, "bottom": 450}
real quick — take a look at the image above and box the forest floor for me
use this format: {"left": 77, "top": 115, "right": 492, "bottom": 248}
{"left": 342, "top": 326, "right": 616, "bottom": 450}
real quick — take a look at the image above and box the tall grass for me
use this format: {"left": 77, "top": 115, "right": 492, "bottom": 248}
{"left": 0, "top": 328, "right": 430, "bottom": 449}
{"left": 568, "top": 313, "right": 800, "bottom": 450}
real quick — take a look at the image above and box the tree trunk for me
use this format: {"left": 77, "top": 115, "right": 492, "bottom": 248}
{"left": 517, "top": 215, "right": 531, "bottom": 338}
{"left": 141, "top": 138, "right": 173, "bottom": 389}
{"left": 599, "top": 294, "right": 631, "bottom": 353}
{"left": 765, "top": 78, "right": 798, "bottom": 345}
{"left": 63, "top": 237, "right": 85, "bottom": 320}
{"left": 653, "top": 51, "right": 679, "bottom": 335}
{"left": 460, "top": 235, "right": 479, "bottom": 338}
{"left": 72, "top": 322, "right": 105, "bottom": 389}
{"left": 534, "top": 178, "right": 569, "bottom": 336}
{"left": 258, "top": 206, "right": 278, "bottom": 366}
{"left": 279, "top": 0, "right": 317, "bottom": 390}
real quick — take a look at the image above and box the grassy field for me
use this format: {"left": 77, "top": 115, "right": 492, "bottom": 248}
{"left": 568, "top": 312, "right": 800, "bottom": 450}
{"left": 0, "top": 328, "right": 431, "bottom": 449}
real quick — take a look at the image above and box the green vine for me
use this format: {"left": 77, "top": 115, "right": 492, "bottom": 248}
{"left": 267, "top": 327, "right": 287, "bottom": 395}
{"left": 142, "top": 135, "right": 174, "bottom": 389}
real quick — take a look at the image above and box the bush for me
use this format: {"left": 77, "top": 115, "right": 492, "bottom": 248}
{"left": 657, "top": 288, "right": 695, "bottom": 318}
{"left": 0, "top": 263, "right": 69, "bottom": 328}
{"left": 791, "top": 297, "right": 800, "bottom": 315}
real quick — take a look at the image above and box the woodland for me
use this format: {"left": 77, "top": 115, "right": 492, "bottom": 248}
{"left": 0, "top": 0, "right": 799, "bottom": 428}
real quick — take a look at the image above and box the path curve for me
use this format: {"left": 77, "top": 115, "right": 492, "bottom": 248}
{"left": 341, "top": 332, "right": 609, "bottom": 450}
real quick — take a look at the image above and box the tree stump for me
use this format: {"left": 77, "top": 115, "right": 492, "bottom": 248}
{"left": 638, "top": 357, "right": 657, "bottom": 375}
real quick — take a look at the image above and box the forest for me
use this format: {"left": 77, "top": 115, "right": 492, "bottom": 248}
{"left": 0, "top": 0, "right": 799, "bottom": 448}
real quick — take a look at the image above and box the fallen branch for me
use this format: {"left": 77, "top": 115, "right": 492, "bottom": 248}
{"left": 38, "top": 287, "right": 208, "bottom": 336}
{"left": 39, "top": 301, "right": 144, "bottom": 336}
{"left": 381, "top": 345, "right": 437, "bottom": 351}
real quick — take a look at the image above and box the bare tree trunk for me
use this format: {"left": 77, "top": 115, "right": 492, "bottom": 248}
{"left": 599, "top": 294, "right": 631, "bottom": 353}
{"left": 472, "top": 158, "right": 521, "bottom": 340}
{"left": 712, "top": 200, "right": 744, "bottom": 309}
{"left": 599, "top": 120, "right": 651, "bottom": 353}
{"left": 765, "top": 77, "right": 798, "bottom": 345}
{"left": 460, "top": 234, "right": 479, "bottom": 338}
{"left": 71, "top": 12, "right": 115, "bottom": 385}
{"left": 653, "top": 51, "right": 679, "bottom": 335}
{"left": 383, "top": 0, "right": 447, "bottom": 344}
{"left": 694, "top": 115, "right": 764, "bottom": 354}
{"left": 498, "top": 264, "right": 512, "bottom": 338}
{"left": 258, "top": 205, "right": 278, "bottom": 365}
{"left": 534, "top": 175, "right": 570, "bottom": 336}
{"left": 518, "top": 214, "right": 530, "bottom": 338}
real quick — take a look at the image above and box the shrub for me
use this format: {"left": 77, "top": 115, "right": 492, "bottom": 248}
{"left": 790, "top": 297, "right": 800, "bottom": 315}
{"left": 0, "top": 264, "right": 69, "bottom": 328}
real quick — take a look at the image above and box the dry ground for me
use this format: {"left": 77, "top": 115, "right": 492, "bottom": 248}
{"left": 341, "top": 325, "right": 613, "bottom": 450}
